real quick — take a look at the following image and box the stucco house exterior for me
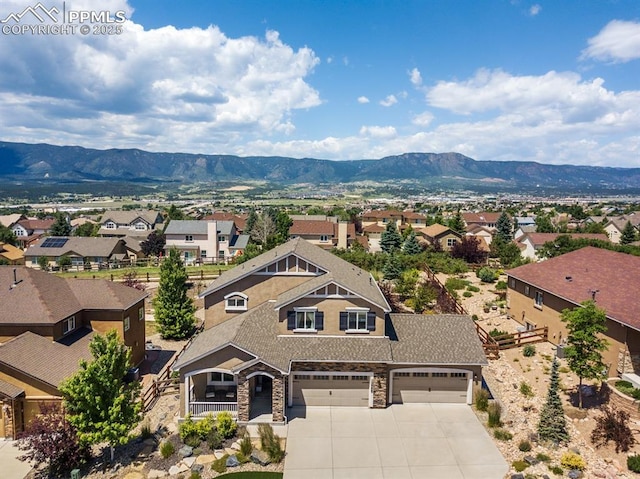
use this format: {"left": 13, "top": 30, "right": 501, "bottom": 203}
{"left": 172, "top": 238, "right": 487, "bottom": 424}
{"left": 289, "top": 219, "right": 355, "bottom": 250}
{"left": 11, "top": 218, "right": 55, "bottom": 249}
{"left": 507, "top": 247, "right": 640, "bottom": 376}
{"left": 164, "top": 220, "right": 250, "bottom": 264}
{"left": 418, "top": 224, "right": 462, "bottom": 251}
{"left": 0, "top": 267, "right": 147, "bottom": 439}
{"left": 98, "top": 210, "right": 164, "bottom": 237}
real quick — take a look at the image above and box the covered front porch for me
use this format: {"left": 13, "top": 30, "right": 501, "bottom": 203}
{"left": 185, "top": 370, "right": 238, "bottom": 418}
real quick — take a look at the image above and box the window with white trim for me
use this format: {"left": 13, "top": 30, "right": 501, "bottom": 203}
{"left": 348, "top": 311, "right": 367, "bottom": 330}
{"left": 139, "top": 307, "right": 144, "bottom": 321}
{"left": 218, "top": 235, "right": 226, "bottom": 242}
{"left": 105, "top": 221, "right": 116, "bottom": 229}
{"left": 524, "top": 285, "right": 530, "bottom": 296}
{"left": 62, "top": 316, "right": 76, "bottom": 335}
{"left": 208, "top": 372, "right": 234, "bottom": 384}
{"left": 535, "top": 291, "right": 543, "bottom": 308}
{"left": 124, "top": 316, "right": 130, "bottom": 332}
{"left": 134, "top": 222, "right": 146, "bottom": 230}
{"left": 201, "top": 250, "right": 207, "bottom": 258}
{"left": 225, "top": 292, "right": 248, "bottom": 311}
{"left": 296, "top": 310, "right": 316, "bottom": 330}
{"left": 447, "top": 238, "right": 457, "bottom": 247}
{"left": 319, "top": 235, "right": 329, "bottom": 242}
{"left": 185, "top": 235, "right": 193, "bottom": 242}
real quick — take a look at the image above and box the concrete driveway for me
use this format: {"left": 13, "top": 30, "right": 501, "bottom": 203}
{"left": 283, "top": 404, "right": 508, "bottom": 479}
{"left": 0, "top": 441, "right": 32, "bottom": 479}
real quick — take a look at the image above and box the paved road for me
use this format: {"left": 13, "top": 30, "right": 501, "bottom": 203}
{"left": 0, "top": 440, "right": 32, "bottom": 479}
{"left": 283, "top": 404, "right": 508, "bottom": 479}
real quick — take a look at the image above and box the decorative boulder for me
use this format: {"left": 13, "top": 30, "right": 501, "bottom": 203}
{"left": 226, "top": 455, "right": 240, "bottom": 468}
{"left": 251, "top": 449, "right": 271, "bottom": 466}
{"left": 178, "top": 445, "right": 193, "bottom": 457}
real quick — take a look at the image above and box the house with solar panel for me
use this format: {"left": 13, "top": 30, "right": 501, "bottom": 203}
{"left": 24, "top": 236, "right": 130, "bottom": 270}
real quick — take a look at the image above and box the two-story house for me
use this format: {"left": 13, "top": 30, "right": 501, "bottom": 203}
{"left": 417, "top": 224, "right": 462, "bottom": 251}
{"left": 164, "top": 220, "right": 250, "bottom": 264}
{"left": 289, "top": 220, "right": 356, "bottom": 250}
{"left": 462, "top": 212, "right": 502, "bottom": 231}
{"left": 98, "top": 210, "right": 164, "bottom": 237}
{"left": 0, "top": 267, "right": 147, "bottom": 439}
{"left": 172, "top": 238, "right": 487, "bottom": 424}
{"left": 516, "top": 233, "right": 609, "bottom": 261}
{"left": 11, "top": 218, "right": 55, "bottom": 249}
{"left": 507, "top": 247, "right": 640, "bottom": 376}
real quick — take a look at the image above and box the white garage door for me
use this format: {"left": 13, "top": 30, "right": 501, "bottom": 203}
{"left": 292, "top": 373, "right": 371, "bottom": 407}
{"left": 391, "top": 371, "right": 468, "bottom": 404}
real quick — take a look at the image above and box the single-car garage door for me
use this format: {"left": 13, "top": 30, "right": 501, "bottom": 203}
{"left": 391, "top": 371, "right": 468, "bottom": 404}
{"left": 292, "top": 373, "right": 371, "bottom": 407}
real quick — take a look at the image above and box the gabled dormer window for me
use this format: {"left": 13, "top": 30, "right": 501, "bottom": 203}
{"left": 105, "top": 221, "right": 116, "bottom": 229}
{"left": 224, "top": 292, "right": 248, "bottom": 312}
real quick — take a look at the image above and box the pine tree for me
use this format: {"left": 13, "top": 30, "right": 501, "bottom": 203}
{"left": 59, "top": 330, "right": 142, "bottom": 462}
{"left": 49, "top": 213, "right": 71, "bottom": 236}
{"left": 537, "top": 358, "right": 569, "bottom": 444}
{"left": 153, "top": 247, "right": 196, "bottom": 339}
{"left": 620, "top": 221, "right": 638, "bottom": 245}
{"left": 380, "top": 222, "right": 402, "bottom": 253}
{"left": 447, "top": 210, "right": 466, "bottom": 235}
{"left": 402, "top": 230, "right": 422, "bottom": 255}
{"left": 496, "top": 212, "right": 513, "bottom": 243}
{"left": 382, "top": 253, "right": 402, "bottom": 280}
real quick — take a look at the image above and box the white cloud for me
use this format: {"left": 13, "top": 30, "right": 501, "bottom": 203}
{"left": 359, "top": 125, "right": 397, "bottom": 139}
{"left": 412, "top": 112, "right": 434, "bottom": 127}
{"left": 581, "top": 20, "right": 640, "bottom": 63}
{"left": 0, "top": 0, "right": 321, "bottom": 152}
{"left": 409, "top": 67, "right": 422, "bottom": 86}
{"left": 357, "top": 96, "right": 370, "bottom": 104}
{"left": 529, "top": 4, "right": 541, "bottom": 16}
{"left": 379, "top": 94, "right": 397, "bottom": 107}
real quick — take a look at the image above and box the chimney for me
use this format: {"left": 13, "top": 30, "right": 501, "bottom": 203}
{"left": 337, "top": 221, "right": 348, "bottom": 250}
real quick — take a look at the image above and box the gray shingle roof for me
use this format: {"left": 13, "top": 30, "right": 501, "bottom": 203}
{"left": 24, "top": 237, "right": 125, "bottom": 258}
{"left": 200, "top": 237, "right": 390, "bottom": 312}
{"left": 174, "top": 302, "right": 486, "bottom": 372}
{"left": 101, "top": 210, "right": 162, "bottom": 226}
{"left": 0, "top": 329, "right": 95, "bottom": 388}
{"left": 388, "top": 314, "right": 488, "bottom": 365}
{"left": 165, "top": 220, "right": 234, "bottom": 235}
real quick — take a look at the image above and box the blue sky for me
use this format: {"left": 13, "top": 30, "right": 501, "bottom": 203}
{"left": 1, "top": 0, "right": 640, "bottom": 167}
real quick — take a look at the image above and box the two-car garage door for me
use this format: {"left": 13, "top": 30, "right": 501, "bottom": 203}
{"left": 391, "top": 371, "right": 468, "bottom": 404}
{"left": 292, "top": 373, "right": 371, "bottom": 407}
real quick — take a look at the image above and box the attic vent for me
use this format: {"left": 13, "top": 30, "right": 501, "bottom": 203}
{"left": 10, "top": 268, "right": 22, "bottom": 290}
{"left": 565, "top": 276, "right": 572, "bottom": 282}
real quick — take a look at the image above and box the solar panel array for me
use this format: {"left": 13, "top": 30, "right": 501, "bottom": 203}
{"left": 40, "top": 237, "right": 69, "bottom": 248}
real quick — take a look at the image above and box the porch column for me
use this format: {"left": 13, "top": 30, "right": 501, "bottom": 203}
{"left": 237, "top": 375, "right": 250, "bottom": 422}
{"left": 272, "top": 375, "right": 284, "bottom": 423}
{"left": 184, "top": 376, "right": 190, "bottom": 417}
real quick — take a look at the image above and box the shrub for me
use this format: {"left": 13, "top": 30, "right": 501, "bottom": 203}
{"left": 487, "top": 402, "right": 502, "bottom": 428}
{"left": 560, "top": 452, "right": 585, "bottom": 471}
{"left": 591, "top": 404, "right": 636, "bottom": 453}
{"left": 488, "top": 328, "right": 509, "bottom": 338}
{"left": 183, "top": 431, "right": 201, "bottom": 448}
{"left": 207, "top": 429, "right": 223, "bottom": 450}
{"left": 536, "top": 452, "right": 551, "bottom": 462}
{"left": 258, "top": 423, "right": 285, "bottom": 463}
{"left": 445, "top": 277, "right": 468, "bottom": 291}
{"left": 513, "top": 460, "right": 529, "bottom": 472}
{"left": 160, "top": 441, "right": 175, "bottom": 459}
{"left": 240, "top": 433, "right": 253, "bottom": 456}
{"left": 518, "top": 440, "right": 532, "bottom": 452}
{"left": 628, "top": 454, "right": 640, "bottom": 473}
{"left": 475, "top": 388, "right": 489, "bottom": 412}
{"left": 235, "top": 451, "right": 250, "bottom": 464}
{"left": 189, "top": 473, "right": 201, "bottom": 479}
{"left": 549, "top": 465, "right": 563, "bottom": 475}
{"left": 180, "top": 414, "right": 215, "bottom": 444}
{"left": 493, "top": 428, "right": 513, "bottom": 441}
{"left": 477, "top": 267, "right": 498, "bottom": 283}
{"left": 471, "top": 314, "right": 479, "bottom": 321}
{"left": 495, "top": 280, "right": 507, "bottom": 290}
{"left": 463, "top": 291, "right": 473, "bottom": 298}
{"left": 522, "top": 344, "right": 536, "bottom": 357}
{"left": 467, "top": 285, "right": 480, "bottom": 293}
{"left": 216, "top": 411, "right": 237, "bottom": 439}
{"left": 140, "top": 419, "right": 153, "bottom": 439}
{"left": 519, "top": 381, "right": 534, "bottom": 398}
{"left": 614, "top": 381, "right": 640, "bottom": 400}
{"left": 211, "top": 455, "right": 228, "bottom": 473}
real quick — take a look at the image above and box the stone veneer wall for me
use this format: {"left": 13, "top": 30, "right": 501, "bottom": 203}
{"left": 617, "top": 347, "right": 640, "bottom": 375}
{"left": 604, "top": 380, "right": 640, "bottom": 421}
{"left": 237, "top": 363, "right": 285, "bottom": 423}
{"left": 292, "top": 362, "right": 389, "bottom": 408}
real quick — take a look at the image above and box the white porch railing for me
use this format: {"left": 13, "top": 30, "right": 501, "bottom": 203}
{"left": 189, "top": 401, "right": 238, "bottom": 417}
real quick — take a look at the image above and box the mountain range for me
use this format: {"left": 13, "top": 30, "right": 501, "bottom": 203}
{"left": 1, "top": 141, "right": 639, "bottom": 192}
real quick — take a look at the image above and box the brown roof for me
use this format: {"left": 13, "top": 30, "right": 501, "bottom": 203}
{"left": 402, "top": 211, "right": 427, "bottom": 220}
{"left": 507, "top": 247, "right": 640, "bottom": 330}
{"left": 0, "top": 378, "right": 24, "bottom": 398}
{"left": 0, "top": 243, "right": 23, "bottom": 261}
{"left": 290, "top": 220, "right": 335, "bottom": 236}
{"left": 0, "top": 329, "right": 94, "bottom": 388}
{"left": 203, "top": 213, "right": 247, "bottom": 231}
{"left": 16, "top": 218, "right": 55, "bottom": 231}
{"left": 419, "top": 223, "right": 453, "bottom": 239}
{"left": 362, "top": 224, "right": 385, "bottom": 233}
{"left": 523, "top": 233, "right": 609, "bottom": 246}
{"left": 0, "top": 267, "right": 146, "bottom": 326}
{"left": 362, "top": 210, "right": 403, "bottom": 220}
{"left": 462, "top": 212, "right": 502, "bottom": 224}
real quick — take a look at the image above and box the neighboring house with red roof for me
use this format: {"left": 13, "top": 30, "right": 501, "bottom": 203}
{"left": 202, "top": 212, "right": 248, "bottom": 233}
{"left": 289, "top": 219, "right": 356, "bottom": 249}
{"left": 172, "top": 238, "right": 487, "bottom": 424}
{"left": 507, "top": 247, "right": 640, "bottom": 376}
{"left": 0, "top": 267, "right": 147, "bottom": 439}
{"left": 466, "top": 225, "right": 495, "bottom": 247}
{"left": 517, "top": 233, "right": 610, "bottom": 261}
{"left": 462, "top": 212, "right": 502, "bottom": 231}
{"left": 11, "top": 218, "right": 55, "bottom": 249}
{"left": 361, "top": 210, "right": 427, "bottom": 230}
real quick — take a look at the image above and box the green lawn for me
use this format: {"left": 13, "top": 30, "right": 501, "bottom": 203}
{"left": 53, "top": 263, "right": 235, "bottom": 280}
{"left": 217, "top": 473, "right": 283, "bottom": 478}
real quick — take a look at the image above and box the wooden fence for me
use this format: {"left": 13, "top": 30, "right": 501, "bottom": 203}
{"left": 474, "top": 324, "right": 548, "bottom": 359}
{"left": 423, "top": 267, "right": 466, "bottom": 315}
{"left": 141, "top": 323, "right": 204, "bottom": 412}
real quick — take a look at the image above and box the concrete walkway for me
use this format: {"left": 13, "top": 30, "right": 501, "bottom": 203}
{"left": 283, "top": 404, "right": 508, "bottom": 479}
{"left": 0, "top": 440, "right": 32, "bottom": 479}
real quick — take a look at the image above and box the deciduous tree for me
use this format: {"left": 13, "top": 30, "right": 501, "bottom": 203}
{"left": 140, "top": 230, "right": 166, "bottom": 257}
{"left": 59, "top": 330, "right": 142, "bottom": 462}
{"left": 0, "top": 223, "right": 17, "bottom": 245}
{"left": 153, "top": 247, "right": 196, "bottom": 339}
{"left": 561, "top": 300, "right": 609, "bottom": 408}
